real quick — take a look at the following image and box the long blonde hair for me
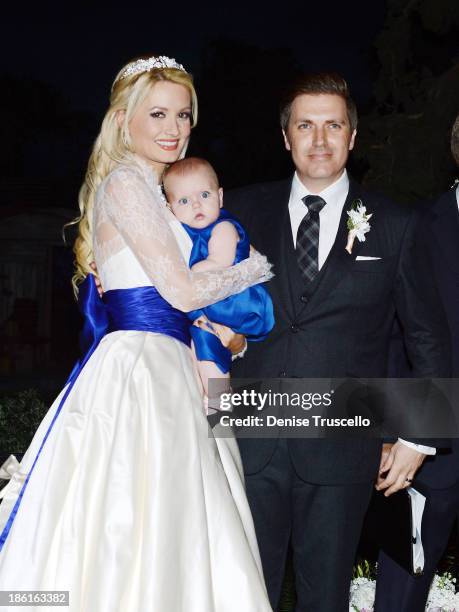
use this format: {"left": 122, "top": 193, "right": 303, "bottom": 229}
{"left": 69, "top": 58, "right": 198, "bottom": 294}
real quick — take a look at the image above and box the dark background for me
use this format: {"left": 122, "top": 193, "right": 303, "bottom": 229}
{"left": 0, "top": 0, "right": 458, "bottom": 390}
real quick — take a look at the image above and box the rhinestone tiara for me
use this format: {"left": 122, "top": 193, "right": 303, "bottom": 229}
{"left": 117, "top": 56, "right": 186, "bottom": 81}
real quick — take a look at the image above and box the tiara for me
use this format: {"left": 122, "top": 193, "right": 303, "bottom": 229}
{"left": 117, "top": 56, "right": 186, "bottom": 81}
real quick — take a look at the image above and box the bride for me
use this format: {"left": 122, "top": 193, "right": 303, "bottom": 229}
{"left": 0, "top": 56, "right": 273, "bottom": 612}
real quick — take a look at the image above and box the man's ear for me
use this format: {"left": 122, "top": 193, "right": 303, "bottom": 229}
{"left": 282, "top": 129, "right": 291, "bottom": 152}
{"left": 218, "top": 187, "right": 223, "bottom": 208}
{"left": 349, "top": 129, "right": 357, "bottom": 151}
{"left": 116, "top": 109, "right": 126, "bottom": 128}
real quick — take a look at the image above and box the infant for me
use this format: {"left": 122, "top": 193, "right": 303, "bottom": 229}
{"left": 163, "top": 157, "right": 274, "bottom": 407}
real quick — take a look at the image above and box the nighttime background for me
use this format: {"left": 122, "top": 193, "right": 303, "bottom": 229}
{"left": 0, "top": 0, "right": 458, "bottom": 416}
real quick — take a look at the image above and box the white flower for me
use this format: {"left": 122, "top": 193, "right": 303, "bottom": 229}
{"left": 346, "top": 200, "right": 373, "bottom": 254}
{"left": 349, "top": 577, "right": 375, "bottom": 611}
{"left": 348, "top": 571, "right": 459, "bottom": 612}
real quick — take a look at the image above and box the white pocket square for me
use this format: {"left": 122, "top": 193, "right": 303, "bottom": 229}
{"left": 355, "top": 256, "right": 381, "bottom": 260}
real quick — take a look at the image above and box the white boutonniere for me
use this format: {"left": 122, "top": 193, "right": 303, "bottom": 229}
{"left": 346, "top": 199, "right": 373, "bottom": 254}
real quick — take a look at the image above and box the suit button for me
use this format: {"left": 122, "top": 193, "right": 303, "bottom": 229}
{"left": 290, "top": 323, "right": 299, "bottom": 333}
{"left": 279, "top": 371, "right": 287, "bottom": 377}
{"left": 300, "top": 295, "right": 308, "bottom": 303}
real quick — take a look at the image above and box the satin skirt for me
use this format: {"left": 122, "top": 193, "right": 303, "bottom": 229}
{"left": 0, "top": 331, "right": 271, "bottom": 611}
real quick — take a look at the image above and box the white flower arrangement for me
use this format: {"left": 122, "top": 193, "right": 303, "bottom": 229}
{"left": 349, "top": 572, "right": 459, "bottom": 611}
{"left": 346, "top": 199, "right": 373, "bottom": 254}
{"left": 349, "top": 576, "right": 375, "bottom": 611}
{"left": 427, "top": 574, "right": 459, "bottom": 611}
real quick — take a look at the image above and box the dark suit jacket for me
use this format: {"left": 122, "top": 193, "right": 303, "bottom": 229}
{"left": 225, "top": 177, "right": 451, "bottom": 485}
{"left": 395, "top": 187, "right": 459, "bottom": 490}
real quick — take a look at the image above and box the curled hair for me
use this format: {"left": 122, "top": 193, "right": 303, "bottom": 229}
{"left": 280, "top": 72, "right": 358, "bottom": 132}
{"left": 67, "top": 57, "right": 198, "bottom": 294}
{"left": 163, "top": 157, "right": 220, "bottom": 199}
{"left": 451, "top": 114, "right": 459, "bottom": 166}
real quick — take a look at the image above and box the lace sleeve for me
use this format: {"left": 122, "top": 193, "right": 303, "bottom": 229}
{"left": 99, "top": 166, "right": 273, "bottom": 311}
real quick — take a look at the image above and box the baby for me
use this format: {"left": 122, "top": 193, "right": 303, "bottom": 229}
{"left": 163, "top": 157, "right": 274, "bottom": 407}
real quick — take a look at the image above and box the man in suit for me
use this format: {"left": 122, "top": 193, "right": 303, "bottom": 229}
{"left": 374, "top": 114, "right": 459, "bottom": 611}
{"left": 225, "top": 73, "right": 451, "bottom": 612}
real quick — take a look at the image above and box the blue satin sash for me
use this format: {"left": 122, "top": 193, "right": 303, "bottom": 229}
{"left": 68, "top": 277, "right": 190, "bottom": 384}
{"left": 183, "top": 209, "right": 274, "bottom": 373}
{"left": 0, "top": 276, "right": 190, "bottom": 552}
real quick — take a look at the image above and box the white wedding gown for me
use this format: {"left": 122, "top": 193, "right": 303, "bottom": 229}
{"left": 0, "top": 156, "right": 273, "bottom": 612}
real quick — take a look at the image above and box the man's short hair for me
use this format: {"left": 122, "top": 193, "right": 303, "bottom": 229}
{"left": 280, "top": 72, "right": 358, "bottom": 133}
{"left": 451, "top": 114, "right": 459, "bottom": 166}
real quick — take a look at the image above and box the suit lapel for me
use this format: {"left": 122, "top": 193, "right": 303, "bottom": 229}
{"left": 282, "top": 209, "right": 306, "bottom": 318}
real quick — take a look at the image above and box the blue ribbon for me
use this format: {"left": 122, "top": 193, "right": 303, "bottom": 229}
{"left": 190, "top": 326, "right": 232, "bottom": 373}
{"left": 0, "top": 276, "right": 190, "bottom": 552}
{"left": 66, "top": 272, "right": 110, "bottom": 385}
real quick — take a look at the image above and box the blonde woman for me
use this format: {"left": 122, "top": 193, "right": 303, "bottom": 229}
{"left": 0, "top": 56, "right": 273, "bottom": 612}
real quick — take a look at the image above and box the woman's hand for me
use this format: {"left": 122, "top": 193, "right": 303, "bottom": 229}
{"left": 215, "top": 323, "right": 246, "bottom": 355}
{"left": 194, "top": 317, "right": 246, "bottom": 355}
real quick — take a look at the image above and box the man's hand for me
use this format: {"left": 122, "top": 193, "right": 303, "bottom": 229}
{"left": 375, "top": 441, "right": 426, "bottom": 496}
{"left": 194, "top": 317, "right": 246, "bottom": 355}
{"left": 89, "top": 262, "right": 103, "bottom": 298}
{"left": 378, "top": 442, "right": 393, "bottom": 476}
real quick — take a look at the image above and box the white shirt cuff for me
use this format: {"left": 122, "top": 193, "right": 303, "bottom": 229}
{"left": 398, "top": 438, "right": 436, "bottom": 455}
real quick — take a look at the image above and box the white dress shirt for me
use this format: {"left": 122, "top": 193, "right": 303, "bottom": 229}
{"left": 287, "top": 171, "right": 435, "bottom": 457}
{"left": 288, "top": 169, "right": 349, "bottom": 268}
